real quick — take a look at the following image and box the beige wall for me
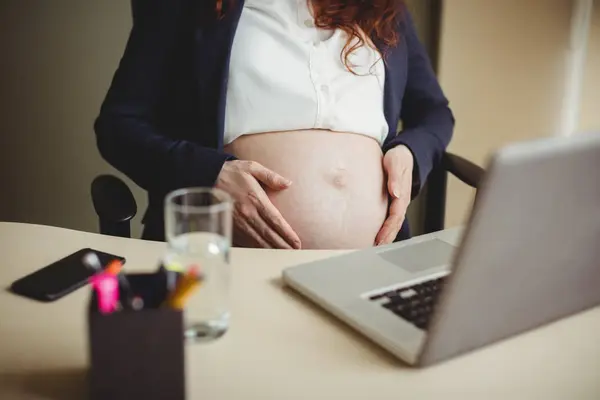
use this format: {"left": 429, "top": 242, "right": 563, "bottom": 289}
{"left": 438, "top": 0, "right": 583, "bottom": 227}
{"left": 580, "top": 3, "right": 600, "bottom": 132}
{"left": 0, "top": 0, "right": 147, "bottom": 236}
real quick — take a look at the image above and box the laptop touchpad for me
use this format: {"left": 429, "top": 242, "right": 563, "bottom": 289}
{"left": 378, "top": 239, "right": 456, "bottom": 273}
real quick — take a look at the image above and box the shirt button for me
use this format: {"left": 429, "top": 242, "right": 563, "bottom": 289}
{"left": 320, "top": 84, "right": 329, "bottom": 94}
{"left": 304, "top": 18, "right": 315, "bottom": 28}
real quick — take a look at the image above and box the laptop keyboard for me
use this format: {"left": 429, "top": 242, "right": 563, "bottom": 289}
{"left": 368, "top": 276, "right": 448, "bottom": 330}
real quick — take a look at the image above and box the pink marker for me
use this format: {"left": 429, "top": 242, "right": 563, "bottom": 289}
{"left": 89, "top": 273, "right": 119, "bottom": 315}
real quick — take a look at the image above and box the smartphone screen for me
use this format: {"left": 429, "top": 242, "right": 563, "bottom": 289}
{"left": 10, "top": 248, "right": 126, "bottom": 302}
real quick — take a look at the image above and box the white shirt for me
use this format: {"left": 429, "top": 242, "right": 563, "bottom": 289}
{"left": 223, "top": 0, "right": 389, "bottom": 145}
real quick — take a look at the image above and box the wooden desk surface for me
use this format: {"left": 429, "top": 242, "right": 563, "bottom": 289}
{"left": 0, "top": 222, "right": 599, "bottom": 399}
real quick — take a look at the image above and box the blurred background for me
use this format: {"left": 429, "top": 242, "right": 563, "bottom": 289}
{"left": 0, "top": 0, "right": 598, "bottom": 238}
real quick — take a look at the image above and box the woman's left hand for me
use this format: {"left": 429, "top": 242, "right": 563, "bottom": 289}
{"left": 375, "top": 145, "right": 414, "bottom": 246}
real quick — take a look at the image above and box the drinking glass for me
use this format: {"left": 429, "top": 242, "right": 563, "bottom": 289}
{"left": 164, "top": 187, "right": 233, "bottom": 342}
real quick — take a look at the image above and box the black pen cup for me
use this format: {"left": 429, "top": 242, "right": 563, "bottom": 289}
{"left": 87, "top": 272, "right": 185, "bottom": 400}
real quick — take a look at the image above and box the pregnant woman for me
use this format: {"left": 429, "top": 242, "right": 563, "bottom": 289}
{"left": 95, "top": 0, "right": 454, "bottom": 249}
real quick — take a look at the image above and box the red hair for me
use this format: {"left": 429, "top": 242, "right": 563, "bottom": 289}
{"left": 215, "top": 0, "right": 404, "bottom": 71}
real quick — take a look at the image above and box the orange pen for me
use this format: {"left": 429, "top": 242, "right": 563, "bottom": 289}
{"left": 105, "top": 259, "right": 123, "bottom": 276}
{"left": 164, "top": 267, "right": 204, "bottom": 310}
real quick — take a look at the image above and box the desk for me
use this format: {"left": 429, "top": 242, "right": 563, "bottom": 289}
{"left": 0, "top": 222, "right": 599, "bottom": 399}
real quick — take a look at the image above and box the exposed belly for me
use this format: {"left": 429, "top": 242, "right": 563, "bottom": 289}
{"left": 224, "top": 130, "right": 389, "bottom": 249}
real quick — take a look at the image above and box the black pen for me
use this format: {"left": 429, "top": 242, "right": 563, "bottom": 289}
{"left": 158, "top": 264, "right": 181, "bottom": 293}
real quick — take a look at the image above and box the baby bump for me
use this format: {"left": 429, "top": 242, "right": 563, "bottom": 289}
{"left": 225, "top": 130, "right": 389, "bottom": 249}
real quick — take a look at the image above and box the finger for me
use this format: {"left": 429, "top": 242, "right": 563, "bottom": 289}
{"left": 386, "top": 169, "right": 401, "bottom": 199}
{"left": 375, "top": 216, "right": 404, "bottom": 246}
{"left": 375, "top": 199, "right": 407, "bottom": 245}
{"left": 248, "top": 190, "right": 302, "bottom": 249}
{"left": 246, "top": 212, "right": 295, "bottom": 249}
{"left": 249, "top": 162, "right": 292, "bottom": 190}
{"left": 236, "top": 216, "right": 272, "bottom": 249}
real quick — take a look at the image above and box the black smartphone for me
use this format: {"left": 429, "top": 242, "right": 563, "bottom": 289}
{"left": 9, "top": 248, "right": 126, "bottom": 302}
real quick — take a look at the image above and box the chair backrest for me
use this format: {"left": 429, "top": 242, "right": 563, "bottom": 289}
{"left": 91, "top": 175, "right": 137, "bottom": 238}
{"left": 422, "top": 164, "right": 448, "bottom": 234}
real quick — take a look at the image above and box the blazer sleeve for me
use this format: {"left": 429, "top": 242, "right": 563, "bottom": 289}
{"left": 382, "top": 8, "right": 455, "bottom": 197}
{"left": 94, "top": 0, "right": 234, "bottom": 195}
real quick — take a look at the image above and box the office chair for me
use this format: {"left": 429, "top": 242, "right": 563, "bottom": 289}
{"left": 91, "top": 152, "right": 483, "bottom": 239}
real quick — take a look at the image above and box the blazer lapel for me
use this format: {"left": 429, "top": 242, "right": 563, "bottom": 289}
{"left": 376, "top": 33, "right": 408, "bottom": 141}
{"left": 193, "top": 0, "right": 245, "bottom": 149}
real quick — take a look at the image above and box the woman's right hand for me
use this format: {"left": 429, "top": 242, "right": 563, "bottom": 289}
{"left": 216, "top": 160, "right": 302, "bottom": 249}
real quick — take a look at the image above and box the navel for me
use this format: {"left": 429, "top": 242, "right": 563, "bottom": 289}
{"left": 328, "top": 166, "right": 348, "bottom": 189}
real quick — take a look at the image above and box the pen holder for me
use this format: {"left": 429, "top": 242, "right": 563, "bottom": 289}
{"left": 87, "top": 272, "right": 185, "bottom": 400}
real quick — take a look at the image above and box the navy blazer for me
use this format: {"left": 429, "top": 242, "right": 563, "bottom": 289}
{"left": 95, "top": 0, "right": 454, "bottom": 241}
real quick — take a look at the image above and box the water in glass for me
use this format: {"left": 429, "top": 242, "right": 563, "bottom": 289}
{"left": 164, "top": 231, "right": 231, "bottom": 342}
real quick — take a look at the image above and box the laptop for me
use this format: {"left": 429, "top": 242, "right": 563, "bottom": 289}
{"left": 282, "top": 132, "right": 600, "bottom": 367}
